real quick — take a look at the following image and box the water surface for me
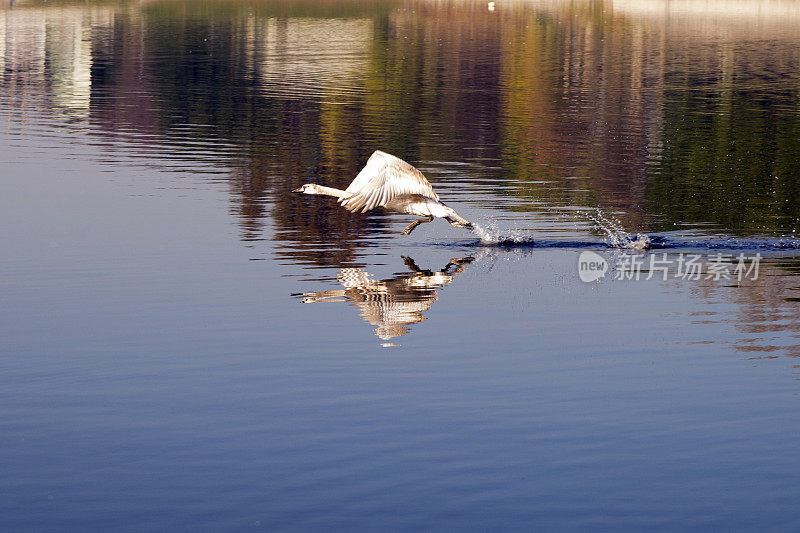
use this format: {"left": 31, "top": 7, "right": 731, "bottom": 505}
{"left": 3, "top": 0, "right": 800, "bottom": 530}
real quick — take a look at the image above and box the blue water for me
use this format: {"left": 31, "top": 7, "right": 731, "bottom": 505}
{"left": 3, "top": 0, "right": 800, "bottom": 530}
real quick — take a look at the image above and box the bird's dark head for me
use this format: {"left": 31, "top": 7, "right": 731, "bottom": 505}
{"left": 292, "top": 184, "right": 318, "bottom": 194}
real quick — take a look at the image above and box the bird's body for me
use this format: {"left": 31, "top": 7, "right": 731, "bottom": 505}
{"left": 293, "top": 151, "right": 473, "bottom": 235}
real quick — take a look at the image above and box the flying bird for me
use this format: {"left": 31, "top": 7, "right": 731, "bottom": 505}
{"left": 293, "top": 151, "right": 473, "bottom": 235}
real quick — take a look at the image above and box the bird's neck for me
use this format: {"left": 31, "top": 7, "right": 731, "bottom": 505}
{"left": 313, "top": 185, "right": 351, "bottom": 199}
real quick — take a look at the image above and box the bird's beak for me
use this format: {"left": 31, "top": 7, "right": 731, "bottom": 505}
{"left": 292, "top": 187, "right": 303, "bottom": 193}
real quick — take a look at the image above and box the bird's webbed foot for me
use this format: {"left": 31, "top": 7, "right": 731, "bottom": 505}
{"left": 445, "top": 217, "right": 474, "bottom": 230}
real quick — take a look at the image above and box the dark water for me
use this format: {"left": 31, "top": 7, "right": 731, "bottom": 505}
{"left": 3, "top": 0, "right": 800, "bottom": 530}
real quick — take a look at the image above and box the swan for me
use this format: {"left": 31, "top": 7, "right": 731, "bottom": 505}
{"left": 296, "top": 256, "right": 473, "bottom": 343}
{"left": 293, "top": 150, "right": 473, "bottom": 235}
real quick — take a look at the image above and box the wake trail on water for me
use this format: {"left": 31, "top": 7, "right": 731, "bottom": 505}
{"left": 467, "top": 213, "right": 648, "bottom": 248}
{"left": 459, "top": 211, "right": 800, "bottom": 253}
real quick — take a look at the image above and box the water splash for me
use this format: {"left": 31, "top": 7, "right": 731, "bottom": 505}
{"left": 583, "top": 210, "right": 651, "bottom": 250}
{"left": 455, "top": 211, "right": 800, "bottom": 253}
{"left": 470, "top": 212, "right": 649, "bottom": 248}
{"left": 470, "top": 220, "right": 536, "bottom": 245}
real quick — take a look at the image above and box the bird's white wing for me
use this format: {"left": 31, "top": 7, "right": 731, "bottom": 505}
{"left": 340, "top": 151, "right": 439, "bottom": 213}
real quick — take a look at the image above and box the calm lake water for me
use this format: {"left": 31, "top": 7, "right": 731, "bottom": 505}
{"left": 3, "top": 0, "right": 800, "bottom": 530}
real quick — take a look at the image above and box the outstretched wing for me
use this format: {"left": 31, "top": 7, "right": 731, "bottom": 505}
{"left": 339, "top": 151, "right": 439, "bottom": 213}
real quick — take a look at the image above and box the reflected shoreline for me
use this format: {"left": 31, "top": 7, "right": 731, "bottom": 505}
{"left": 2, "top": 0, "right": 800, "bottom": 240}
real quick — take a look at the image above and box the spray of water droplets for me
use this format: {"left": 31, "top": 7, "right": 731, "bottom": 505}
{"left": 580, "top": 210, "right": 651, "bottom": 249}
{"left": 468, "top": 212, "right": 650, "bottom": 249}
{"left": 470, "top": 219, "right": 535, "bottom": 245}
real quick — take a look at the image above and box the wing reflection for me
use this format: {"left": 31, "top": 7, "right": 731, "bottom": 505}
{"left": 297, "top": 256, "right": 473, "bottom": 345}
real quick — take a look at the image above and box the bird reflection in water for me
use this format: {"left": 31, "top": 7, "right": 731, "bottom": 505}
{"left": 296, "top": 256, "right": 473, "bottom": 346}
